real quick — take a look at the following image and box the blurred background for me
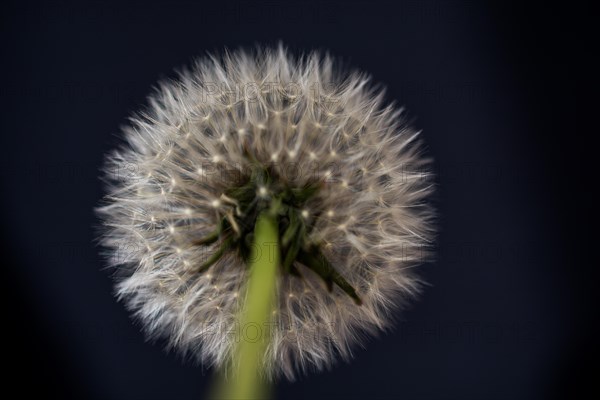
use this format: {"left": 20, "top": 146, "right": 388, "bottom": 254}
{"left": 1, "top": 1, "right": 585, "bottom": 399}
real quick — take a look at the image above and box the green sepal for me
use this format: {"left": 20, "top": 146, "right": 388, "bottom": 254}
{"left": 281, "top": 208, "right": 300, "bottom": 247}
{"left": 290, "top": 182, "right": 322, "bottom": 204}
{"left": 193, "top": 216, "right": 226, "bottom": 245}
{"left": 297, "top": 248, "right": 362, "bottom": 305}
{"left": 197, "top": 236, "right": 233, "bottom": 273}
{"left": 282, "top": 225, "right": 304, "bottom": 274}
{"left": 225, "top": 184, "right": 256, "bottom": 206}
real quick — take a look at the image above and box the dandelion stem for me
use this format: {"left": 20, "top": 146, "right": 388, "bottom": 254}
{"left": 217, "top": 208, "right": 279, "bottom": 399}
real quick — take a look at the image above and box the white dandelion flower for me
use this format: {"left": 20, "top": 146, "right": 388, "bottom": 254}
{"left": 97, "top": 45, "right": 435, "bottom": 381}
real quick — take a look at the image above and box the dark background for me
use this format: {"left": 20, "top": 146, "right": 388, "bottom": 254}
{"left": 1, "top": 1, "right": 586, "bottom": 399}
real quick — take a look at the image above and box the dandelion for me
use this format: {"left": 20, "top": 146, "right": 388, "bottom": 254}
{"left": 97, "top": 45, "right": 435, "bottom": 384}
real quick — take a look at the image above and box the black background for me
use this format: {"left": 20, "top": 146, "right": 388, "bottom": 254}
{"left": 2, "top": 1, "right": 586, "bottom": 399}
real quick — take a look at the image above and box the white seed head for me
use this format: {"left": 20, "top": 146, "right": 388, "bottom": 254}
{"left": 97, "top": 45, "right": 435, "bottom": 380}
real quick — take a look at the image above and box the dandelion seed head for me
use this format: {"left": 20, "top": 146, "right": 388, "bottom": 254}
{"left": 97, "top": 45, "right": 435, "bottom": 380}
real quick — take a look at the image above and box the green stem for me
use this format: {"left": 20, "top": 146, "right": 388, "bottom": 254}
{"left": 216, "top": 209, "right": 279, "bottom": 399}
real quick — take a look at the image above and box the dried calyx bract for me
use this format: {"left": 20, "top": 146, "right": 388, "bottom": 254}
{"left": 195, "top": 159, "right": 362, "bottom": 305}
